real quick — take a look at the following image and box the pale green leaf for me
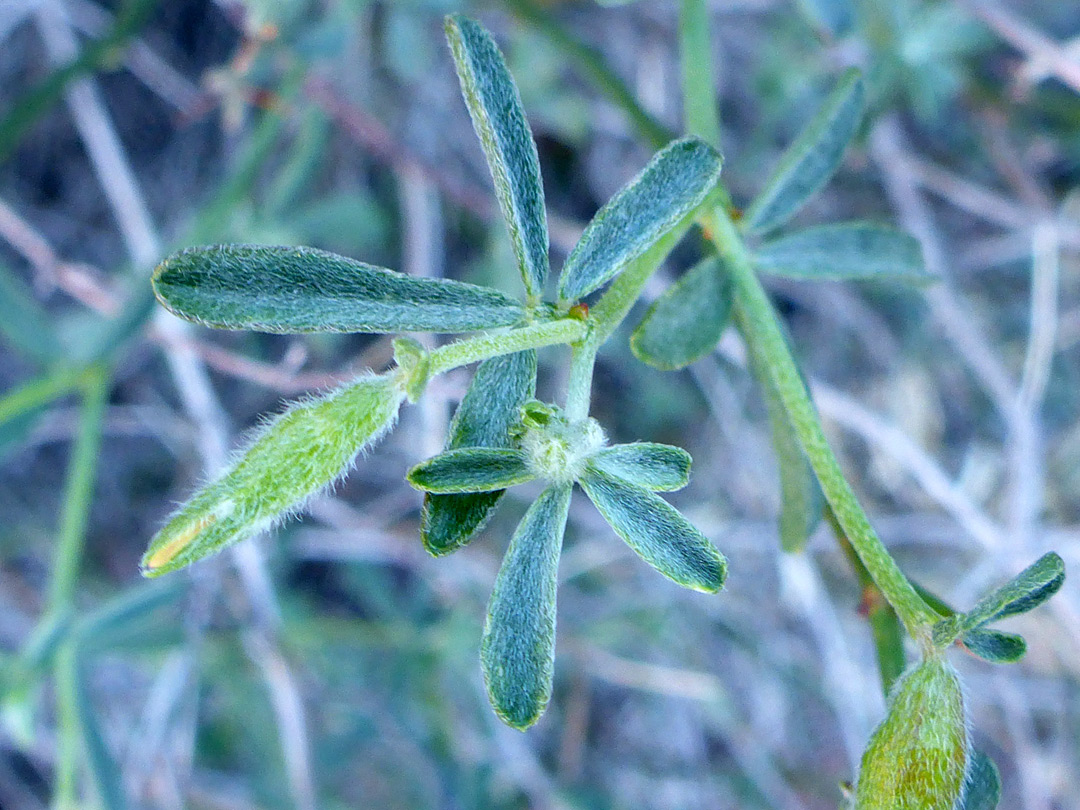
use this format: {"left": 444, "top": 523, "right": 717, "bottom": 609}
{"left": 408, "top": 448, "right": 535, "bottom": 493}
{"left": 753, "top": 222, "right": 930, "bottom": 283}
{"left": 142, "top": 373, "right": 404, "bottom": 576}
{"left": 631, "top": 257, "right": 732, "bottom": 370}
{"left": 0, "top": 261, "right": 62, "bottom": 365}
{"left": 579, "top": 465, "right": 726, "bottom": 592}
{"left": 558, "top": 138, "right": 723, "bottom": 301}
{"left": 446, "top": 15, "right": 549, "bottom": 299}
{"left": 422, "top": 351, "right": 537, "bottom": 555}
{"left": 481, "top": 484, "right": 572, "bottom": 729}
{"left": 743, "top": 69, "right": 864, "bottom": 234}
{"left": 72, "top": 651, "right": 128, "bottom": 810}
{"left": 153, "top": 244, "right": 526, "bottom": 334}
{"left": 589, "top": 443, "right": 691, "bottom": 491}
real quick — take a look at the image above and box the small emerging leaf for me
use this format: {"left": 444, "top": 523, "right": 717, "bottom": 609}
{"left": 446, "top": 15, "right": 549, "bottom": 300}
{"left": 631, "top": 257, "right": 733, "bottom": 370}
{"left": 961, "top": 628, "right": 1026, "bottom": 664}
{"left": 142, "top": 373, "right": 404, "bottom": 576}
{"left": 743, "top": 69, "right": 864, "bottom": 234}
{"left": 958, "top": 751, "right": 1002, "bottom": 810}
{"left": 408, "top": 448, "right": 535, "bottom": 493}
{"left": 589, "top": 443, "right": 691, "bottom": 491}
{"left": 153, "top": 244, "right": 526, "bottom": 334}
{"left": 752, "top": 222, "right": 930, "bottom": 283}
{"left": 481, "top": 484, "right": 572, "bottom": 729}
{"left": 934, "top": 552, "right": 1065, "bottom": 645}
{"left": 558, "top": 138, "right": 723, "bottom": 302}
{"left": 423, "top": 351, "right": 537, "bottom": 555}
{"left": 579, "top": 465, "right": 726, "bottom": 593}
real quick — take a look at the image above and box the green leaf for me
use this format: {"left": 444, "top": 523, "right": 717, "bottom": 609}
{"left": 142, "top": 373, "right": 404, "bottom": 576}
{"left": 423, "top": 350, "right": 537, "bottom": 555}
{"left": 558, "top": 138, "right": 723, "bottom": 301}
{"left": 579, "top": 465, "right": 726, "bottom": 593}
{"left": 589, "top": 443, "right": 691, "bottom": 491}
{"left": 152, "top": 244, "right": 526, "bottom": 334}
{"left": 446, "top": 15, "right": 550, "bottom": 300}
{"left": 752, "top": 223, "right": 930, "bottom": 283}
{"left": 72, "top": 651, "right": 128, "bottom": 810}
{"left": 961, "top": 628, "right": 1026, "bottom": 664}
{"left": 743, "top": 69, "right": 864, "bottom": 234}
{"left": 0, "top": 262, "right": 62, "bottom": 365}
{"left": 407, "top": 448, "right": 535, "bottom": 493}
{"left": 481, "top": 484, "right": 572, "bottom": 729}
{"left": 934, "top": 552, "right": 1065, "bottom": 645}
{"left": 958, "top": 751, "right": 1002, "bottom": 810}
{"left": 631, "top": 257, "right": 733, "bottom": 370}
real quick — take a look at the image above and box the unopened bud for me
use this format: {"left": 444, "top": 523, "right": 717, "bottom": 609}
{"left": 855, "top": 656, "right": 968, "bottom": 810}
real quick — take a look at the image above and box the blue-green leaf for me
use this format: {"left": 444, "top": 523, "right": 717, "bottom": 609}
{"left": 958, "top": 751, "right": 1001, "bottom": 810}
{"left": 408, "top": 448, "right": 535, "bottom": 493}
{"left": 481, "top": 484, "right": 572, "bottom": 729}
{"left": 422, "top": 351, "right": 537, "bottom": 555}
{"left": 631, "top": 257, "right": 733, "bottom": 370}
{"left": 152, "top": 244, "right": 526, "bottom": 334}
{"left": 743, "top": 69, "right": 864, "bottom": 234}
{"left": 752, "top": 223, "right": 930, "bottom": 283}
{"left": 71, "top": 650, "right": 128, "bottom": 810}
{"left": 142, "top": 373, "right": 404, "bottom": 576}
{"left": 589, "top": 443, "right": 691, "bottom": 491}
{"left": 934, "top": 552, "right": 1065, "bottom": 645}
{"left": 558, "top": 138, "right": 723, "bottom": 301}
{"left": 961, "top": 628, "right": 1026, "bottom": 664}
{"left": 579, "top": 465, "right": 726, "bottom": 593}
{"left": 0, "top": 262, "right": 62, "bottom": 365}
{"left": 446, "top": 15, "right": 549, "bottom": 300}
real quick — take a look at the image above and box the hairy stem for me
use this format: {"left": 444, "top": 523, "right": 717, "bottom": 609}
{"left": 428, "top": 317, "right": 586, "bottom": 376}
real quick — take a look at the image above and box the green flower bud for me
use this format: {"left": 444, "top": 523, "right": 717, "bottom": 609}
{"left": 518, "top": 401, "right": 605, "bottom": 484}
{"left": 855, "top": 656, "right": 968, "bottom": 810}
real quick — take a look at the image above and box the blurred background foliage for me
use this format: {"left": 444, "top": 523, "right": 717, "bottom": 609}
{"left": 0, "top": 0, "right": 1078, "bottom": 808}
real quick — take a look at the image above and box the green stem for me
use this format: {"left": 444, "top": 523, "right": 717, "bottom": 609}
{"left": 0, "top": 365, "right": 96, "bottom": 428}
{"left": 678, "top": 0, "right": 722, "bottom": 150}
{"left": 564, "top": 341, "right": 597, "bottom": 422}
{"left": 428, "top": 317, "right": 586, "bottom": 376}
{"left": 706, "top": 206, "right": 938, "bottom": 640}
{"left": 47, "top": 366, "right": 110, "bottom": 614}
{"left": 52, "top": 643, "right": 79, "bottom": 810}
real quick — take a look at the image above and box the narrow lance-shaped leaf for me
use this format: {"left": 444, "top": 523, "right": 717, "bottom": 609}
{"left": 423, "top": 350, "right": 537, "bottom": 555}
{"left": 589, "top": 443, "right": 691, "bottom": 491}
{"left": 408, "top": 448, "right": 535, "bottom": 493}
{"left": 631, "top": 257, "right": 733, "bottom": 371}
{"left": 743, "top": 69, "right": 864, "bottom": 234}
{"left": 961, "top": 628, "right": 1026, "bottom": 664}
{"left": 142, "top": 373, "right": 404, "bottom": 577}
{"left": 153, "top": 245, "right": 526, "bottom": 334}
{"left": 446, "top": 15, "right": 549, "bottom": 300}
{"left": 481, "top": 484, "right": 572, "bottom": 729}
{"left": 71, "top": 651, "right": 128, "bottom": 810}
{"left": 752, "top": 222, "right": 931, "bottom": 283}
{"left": 579, "top": 465, "right": 726, "bottom": 593}
{"left": 958, "top": 751, "right": 1002, "bottom": 810}
{"left": 558, "top": 138, "right": 723, "bottom": 302}
{"left": 933, "top": 552, "right": 1065, "bottom": 645}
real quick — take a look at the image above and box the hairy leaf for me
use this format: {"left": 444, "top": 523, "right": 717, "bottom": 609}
{"left": 579, "top": 465, "right": 726, "bottom": 592}
{"left": 408, "top": 448, "right": 535, "bottom": 493}
{"left": 423, "top": 351, "right": 537, "bottom": 555}
{"left": 446, "top": 15, "right": 549, "bottom": 300}
{"left": 961, "top": 629, "right": 1026, "bottom": 664}
{"left": 934, "top": 552, "right": 1065, "bottom": 644}
{"left": 558, "top": 138, "right": 723, "bottom": 301}
{"left": 743, "top": 69, "right": 864, "bottom": 234}
{"left": 481, "top": 484, "right": 572, "bottom": 729}
{"left": 589, "top": 443, "right": 691, "bottom": 491}
{"left": 631, "top": 257, "right": 733, "bottom": 370}
{"left": 142, "top": 373, "right": 404, "bottom": 576}
{"left": 153, "top": 244, "right": 525, "bottom": 334}
{"left": 753, "top": 222, "right": 930, "bottom": 283}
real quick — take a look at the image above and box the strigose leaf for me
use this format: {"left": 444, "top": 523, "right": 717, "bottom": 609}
{"left": 558, "top": 138, "right": 723, "bottom": 302}
{"left": 446, "top": 15, "right": 550, "bottom": 300}
{"left": 407, "top": 448, "right": 535, "bottom": 493}
{"left": 153, "top": 244, "right": 526, "bottom": 334}
{"left": 588, "top": 443, "right": 692, "bottom": 491}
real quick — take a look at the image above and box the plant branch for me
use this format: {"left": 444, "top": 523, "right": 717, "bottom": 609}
{"left": 428, "top": 317, "right": 586, "bottom": 377}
